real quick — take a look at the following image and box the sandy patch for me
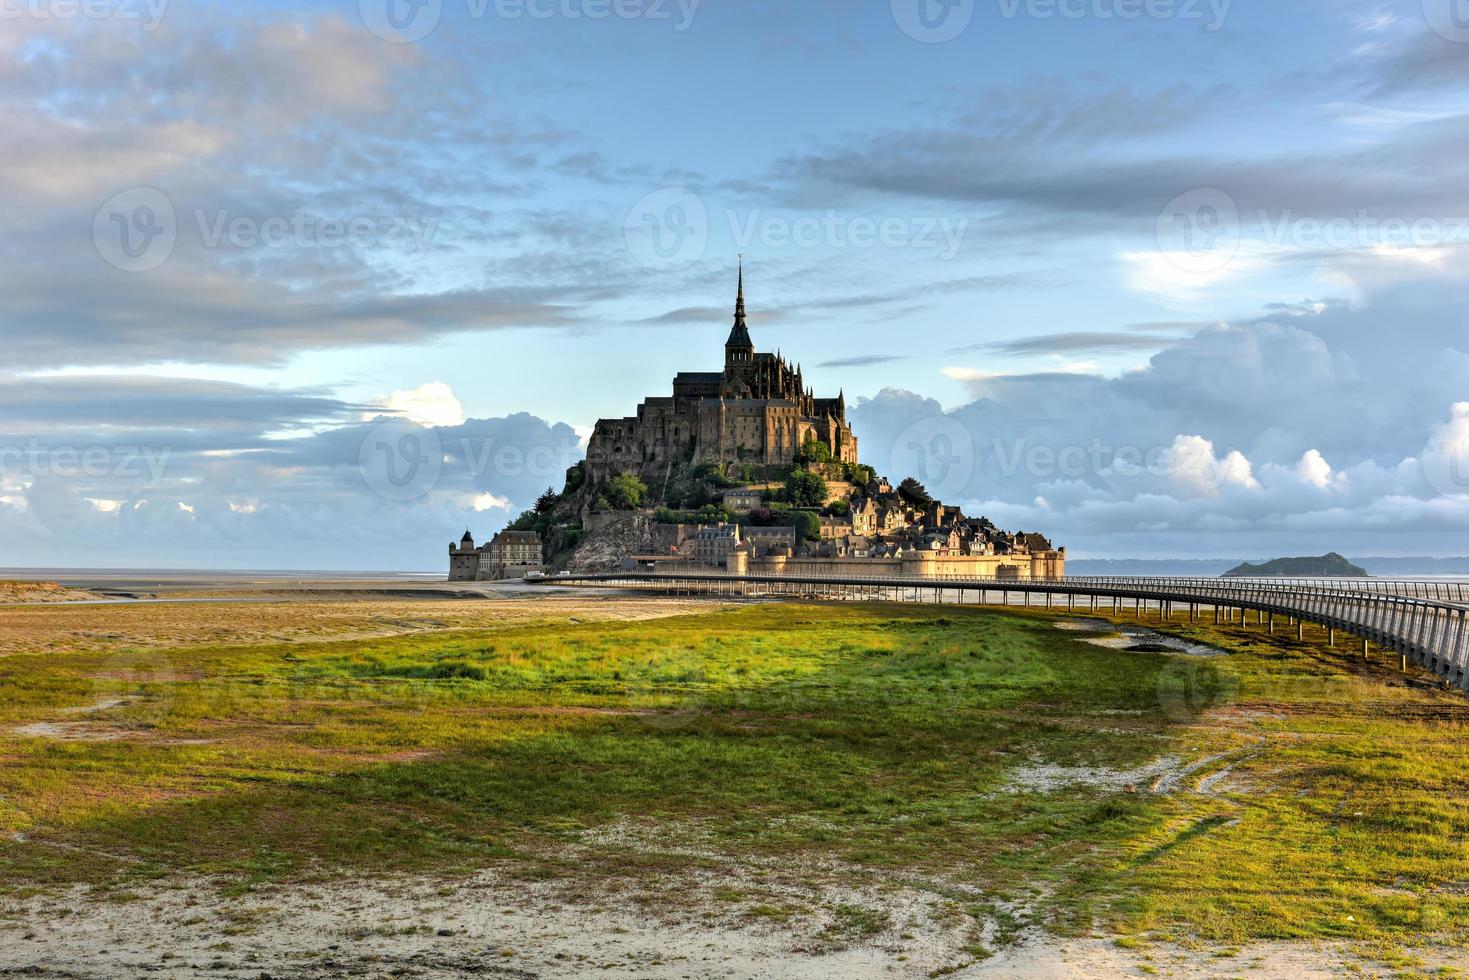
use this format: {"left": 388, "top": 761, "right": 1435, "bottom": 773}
{"left": 0, "top": 581, "right": 108, "bottom": 604}
{"left": 11, "top": 695, "right": 211, "bottom": 744}
{"left": 0, "top": 869, "right": 1461, "bottom": 979}
{"left": 1003, "top": 757, "right": 1182, "bottom": 795}
{"left": 11, "top": 720, "right": 141, "bottom": 741}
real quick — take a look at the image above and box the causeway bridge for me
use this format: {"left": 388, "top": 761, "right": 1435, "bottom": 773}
{"left": 534, "top": 571, "right": 1469, "bottom": 694}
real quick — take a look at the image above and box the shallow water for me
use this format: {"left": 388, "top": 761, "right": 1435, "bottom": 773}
{"left": 1053, "top": 618, "right": 1227, "bottom": 657}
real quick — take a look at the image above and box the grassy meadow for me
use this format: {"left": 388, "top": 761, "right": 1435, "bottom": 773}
{"left": 0, "top": 598, "right": 1465, "bottom": 954}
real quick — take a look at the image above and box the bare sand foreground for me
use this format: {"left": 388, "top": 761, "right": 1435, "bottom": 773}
{"left": 0, "top": 868, "right": 1458, "bottom": 979}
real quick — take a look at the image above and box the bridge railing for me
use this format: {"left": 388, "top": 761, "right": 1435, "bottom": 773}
{"left": 622, "top": 566, "right": 1469, "bottom": 603}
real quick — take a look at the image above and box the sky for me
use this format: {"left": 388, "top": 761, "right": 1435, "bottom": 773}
{"left": 4, "top": 0, "right": 1469, "bottom": 569}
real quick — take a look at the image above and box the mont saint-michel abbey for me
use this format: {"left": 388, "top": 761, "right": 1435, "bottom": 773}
{"left": 585, "top": 268, "right": 859, "bottom": 483}
{"left": 453, "top": 265, "right": 1065, "bottom": 583}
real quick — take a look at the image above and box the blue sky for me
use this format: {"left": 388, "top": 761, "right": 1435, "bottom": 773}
{"left": 5, "top": 0, "right": 1469, "bottom": 568}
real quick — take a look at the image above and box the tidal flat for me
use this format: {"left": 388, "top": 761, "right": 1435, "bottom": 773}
{"left": 0, "top": 593, "right": 1465, "bottom": 977}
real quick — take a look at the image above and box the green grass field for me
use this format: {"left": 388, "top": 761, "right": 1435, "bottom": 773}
{"left": 0, "top": 600, "right": 1465, "bottom": 953}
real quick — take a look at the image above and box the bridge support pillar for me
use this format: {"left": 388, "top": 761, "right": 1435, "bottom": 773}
{"left": 1328, "top": 628, "right": 1335, "bottom": 647}
{"left": 1267, "top": 614, "right": 1274, "bottom": 634}
{"left": 1297, "top": 621, "right": 1304, "bottom": 641}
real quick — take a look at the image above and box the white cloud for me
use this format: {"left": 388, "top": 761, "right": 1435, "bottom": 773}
{"left": 1119, "top": 248, "right": 1264, "bottom": 302}
{"left": 370, "top": 382, "right": 466, "bottom": 428}
{"left": 1295, "top": 449, "right": 1341, "bottom": 489}
{"left": 942, "top": 366, "right": 996, "bottom": 383}
{"left": 1163, "top": 435, "right": 1260, "bottom": 498}
{"left": 1351, "top": 9, "right": 1397, "bottom": 32}
{"left": 469, "top": 492, "right": 512, "bottom": 512}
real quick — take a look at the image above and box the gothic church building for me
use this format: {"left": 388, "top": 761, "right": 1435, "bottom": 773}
{"left": 586, "top": 267, "right": 859, "bottom": 483}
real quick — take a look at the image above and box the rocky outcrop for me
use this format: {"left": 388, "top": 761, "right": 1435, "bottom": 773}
{"left": 567, "top": 512, "right": 657, "bottom": 573}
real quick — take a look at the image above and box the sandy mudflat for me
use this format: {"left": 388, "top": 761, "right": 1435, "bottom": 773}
{"left": 0, "top": 870, "right": 1457, "bottom": 979}
{"left": 0, "top": 590, "right": 734, "bottom": 657}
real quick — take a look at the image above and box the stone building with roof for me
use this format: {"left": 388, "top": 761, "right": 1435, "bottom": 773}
{"left": 449, "top": 528, "right": 545, "bottom": 581}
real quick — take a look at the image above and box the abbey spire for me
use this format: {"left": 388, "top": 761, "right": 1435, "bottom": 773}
{"left": 725, "top": 257, "right": 753, "bottom": 350}
{"left": 724, "top": 257, "right": 754, "bottom": 373}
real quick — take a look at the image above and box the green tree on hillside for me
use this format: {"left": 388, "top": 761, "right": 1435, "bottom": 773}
{"left": 695, "top": 504, "right": 731, "bottom": 524}
{"left": 799, "top": 438, "right": 832, "bottom": 465}
{"left": 603, "top": 473, "right": 648, "bottom": 510}
{"left": 784, "top": 469, "right": 828, "bottom": 508}
{"left": 898, "top": 477, "right": 932, "bottom": 508}
{"left": 783, "top": 510, "right": 822, "bottom": 542}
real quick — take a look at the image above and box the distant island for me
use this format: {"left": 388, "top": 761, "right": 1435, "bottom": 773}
{"left": 1222, "top": 553, "right": 1369, "bottom": 578}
